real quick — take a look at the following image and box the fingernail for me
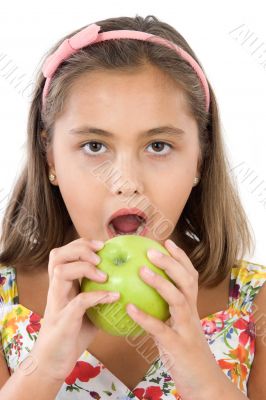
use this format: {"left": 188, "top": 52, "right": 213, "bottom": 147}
{"left": 97, "top": 270, "right": 107, "bottom": 279}
{"left": 148, "top": 249, "right": 163, "bottom": 258}
{"left": 127, "top": 303, "right": 138, "bottom": 313}
{"left": 93, "top": 254, "right": 101, "bottom": 264}
{"left": 91, "top": 240, "right": 104, "bottom": 248}
{"left": 109, "top": 292, "right": 120, "bottom": 299}
{"left": 166, "top": 239, "right": 178, "bottom": 249}
{"left": 142, "top": 266, "right": 155, "bottom": 277}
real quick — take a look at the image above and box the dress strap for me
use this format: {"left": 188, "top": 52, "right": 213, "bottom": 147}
{"left": 228, "top": 259, "right": 266, "bottom": 314}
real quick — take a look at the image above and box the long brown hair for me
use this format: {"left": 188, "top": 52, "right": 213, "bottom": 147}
{"left": 0, "top": 15, "right": 255, "bottom": 288}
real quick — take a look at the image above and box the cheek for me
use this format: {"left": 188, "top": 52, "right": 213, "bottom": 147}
{"left": 53, "top": 156, "right": 105, "bottom": 232}
{"left": 147, "top": 168, "right": 193, "bottom": 241}
{"left": 57, "top": 178, "right": 105, "bottom": 240}
{"left": 169, "top": 167, "right": 195, "bottom": 207}
{"left": 154, "top": 159, "right": 194, "bottom": 200}
{"left": 54, "top": 144, "right": 102, "bottom": 192}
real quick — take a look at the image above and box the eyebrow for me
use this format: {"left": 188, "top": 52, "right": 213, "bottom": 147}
{"left": 67, "top": 125, "right": 186, "bottom": 138}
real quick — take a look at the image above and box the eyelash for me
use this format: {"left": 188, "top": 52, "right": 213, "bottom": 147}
{"left": 80, "top": 141, "right": 173, "bottom": 158}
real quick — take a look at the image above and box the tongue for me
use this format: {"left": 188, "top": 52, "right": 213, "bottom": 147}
{"left": 110, "top": 215, "right": 142, "bottom": 233}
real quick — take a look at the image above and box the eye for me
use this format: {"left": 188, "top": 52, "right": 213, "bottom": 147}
{"left": 80, "top": 141, "right": 173, "bottom": 157}
{"left": 146, "top": 141, "right": 173, "bottom": 156}
{"left": 81, "top": 141, "right": 107, "bottom": 156}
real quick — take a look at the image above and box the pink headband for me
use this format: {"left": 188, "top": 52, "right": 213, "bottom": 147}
{"left": 41, "top": 23, "right": 210, "bottom": 112}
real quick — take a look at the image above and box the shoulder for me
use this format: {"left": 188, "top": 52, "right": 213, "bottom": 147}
{"left": 245, "top": 260, "right": 266, "bottom": 397}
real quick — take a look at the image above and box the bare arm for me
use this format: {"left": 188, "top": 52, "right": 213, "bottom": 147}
{"left": 0, "top": 349, "right": 64, "bottom": 400}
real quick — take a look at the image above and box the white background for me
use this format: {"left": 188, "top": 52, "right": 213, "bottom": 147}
{"left": 0, "top": 0, "right": 265, "bottom": 264}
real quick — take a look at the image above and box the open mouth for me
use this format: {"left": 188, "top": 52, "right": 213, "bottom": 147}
{"left": 107, "top": 214, "right": 148, "bottom": 238}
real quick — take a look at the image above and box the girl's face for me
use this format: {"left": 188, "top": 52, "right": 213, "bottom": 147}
{"left": 47, "top": 63, "right": 200, "bottom": 245}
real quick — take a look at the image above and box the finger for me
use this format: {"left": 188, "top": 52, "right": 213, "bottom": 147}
{"left": 147, "top": 249, "right": 197, "bottom": 306}
{"left": 49, "top": 261, "right": 108, "bottom": 311}
{"left": 65, "top": 290, "right": 120, "bottom": 322}
{"left": 165, "top": 240, "right": 199, "bottom": 280}
{"left": 126, "top": 302, "right": 174, "bottom": 344}
{"left": 139, "top": 266, "right": 190, "bottom": 328}
{"left": 53, "top": 261, "right": 107, "bottom": 282}
{"left": 139, "top": 266, "right": 189, "bottom": 312}
{"left": 48, "top": 238, "right": 104, "bottom": 281}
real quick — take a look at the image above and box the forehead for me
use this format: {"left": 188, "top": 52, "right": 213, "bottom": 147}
{"left": 53, "top": 65, "right": 198, "bottom": 138}
{"left": 62, "top": 65, "right": 191, "bottom": 116}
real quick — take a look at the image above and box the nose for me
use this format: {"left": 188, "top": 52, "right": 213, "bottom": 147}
{"left": 110, "top": 156, "right": 144, "bottom": 197}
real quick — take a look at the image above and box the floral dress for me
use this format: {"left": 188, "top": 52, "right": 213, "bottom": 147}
{"left": 0, "top": 259, "right": 266, "bottom": 399}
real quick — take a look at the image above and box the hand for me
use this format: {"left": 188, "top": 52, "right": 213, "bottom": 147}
{"left": 31, "top": 238, "right": 120, "bottom": 382}
{"left": 126, "top": 239, "right": 225, "bottom": 400}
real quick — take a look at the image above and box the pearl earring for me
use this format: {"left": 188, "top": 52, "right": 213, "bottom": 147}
{"left": 49, "top": 173, "right": 56, "bottom": 182}
{"left": 193, "top": 177, "right": 199, "bottom": 186}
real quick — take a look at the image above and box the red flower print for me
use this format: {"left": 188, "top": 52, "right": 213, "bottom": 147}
{"left": 133, "top": 388, "right": 145, "bottom": 399}
{"left": 233, "top": 318, "right": 255, "bottom": 354}
{"left": 201, "top": 319, "right": 218, "bottom": 334}
{"left": 133, "top": 385, "right": 163, "bottom": 400}
{"left": 26, "top": 312, "right": 41, "bottom": 334}
{"left": 65, "top": 361, "right": 101, "bottom": 385}
{"left": 219, "top": 311, "right": 231, "bottom": 322}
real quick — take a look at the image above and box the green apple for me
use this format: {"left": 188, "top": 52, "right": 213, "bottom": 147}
{"left": 81, "top": 234, "right": 173, "bottom": 337}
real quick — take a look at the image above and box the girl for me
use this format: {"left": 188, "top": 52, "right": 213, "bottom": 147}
{"left": 0, "top": 14, "right": 265, "bottom": 400}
